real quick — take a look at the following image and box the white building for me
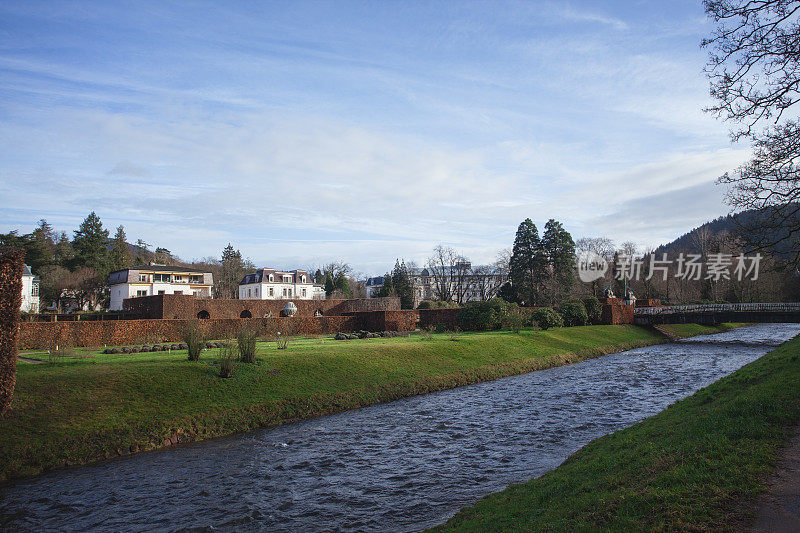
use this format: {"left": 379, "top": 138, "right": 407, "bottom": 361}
{"left": 108, "top": 264, "right": 214, "bottom": 311}
{"left": 21, "top": 264, "right": 39, "bottom": 313}
{"left": 239, "top": 268, "right": 321, "bottom": 300}
{"left": 365, "top": 263, "right": 506, "bottom": 307}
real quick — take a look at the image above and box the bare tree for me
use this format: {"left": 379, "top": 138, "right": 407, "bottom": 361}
{"left": 426, "top": 245, "right": 458, "bottom": 302}
{"left": 704, "top": 0, "right": 800, "bottom": 264}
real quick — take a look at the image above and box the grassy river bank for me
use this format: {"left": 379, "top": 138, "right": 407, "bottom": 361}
{"left": 0, "top": 323, "right": 736, "bottom": 483}
{"left": 435, "top": 325, "right": 799, "bottom": 532}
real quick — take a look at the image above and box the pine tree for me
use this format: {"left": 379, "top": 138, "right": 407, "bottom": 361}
{"left": 219, "top": 243, "right": 245, "bottom": 299}
{"left": 72, "top": 212, "right": 110, "bottom": 276}
{"left": 53, "top": 232, "right": 74, "bottom": 267}
{"left": 110, "top": 225, "right": 131, "bottom": 271}
{"left": 508, "top": 218, "right": 547, "bottom": 306}
{"left": 334, "top": 272, "right": 351, "bottom": 297}
{"left": 376, "top": 272, "right": 395, "bottom": 298}
{"left": 542, "top": 219, "right": 576, "bottom": 305}
{"left": 324, "top": 272, "right": 335, "bottom": 297}
{"left": 390, "top": 260, "right": 415, "bottom": 309}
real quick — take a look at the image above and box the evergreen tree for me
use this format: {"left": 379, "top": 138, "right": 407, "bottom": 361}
{"left": 508, "top": 218, "right": 547, "bottom": 305}
{"left": 29, "top": 219, "right": 55, "bottom": 270}
{"left": 72, "top": 212, "right": 110, "bottom": 276}
{"left": 219, "top": 243, "right": 245, "bottom": 299}
{"left": 541, "top": 219, "right": 576, "bottom": 305}
{"left": 333, "top": 272, "right": 351, "bottom": 297}
{"left": 110, "top": 225, "right": 131, "bottom": 271}
{"left": 390, "top": 260, "right": 415, "bottom": 309}
{"left": 314, "top": 269, "right": 323, "bottom": 284}
{"left": 376, "top": 272, "right": 395, "bottom": 297}
{"left": 324, "top": 272, "right": 335, "bottom": 297}
{"left": 53, "top": 232, "right": 74, "bottom": 268}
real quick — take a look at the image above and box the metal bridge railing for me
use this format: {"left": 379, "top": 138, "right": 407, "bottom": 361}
{"left": 634, "top": 303, "right": 800, "bottom": 315}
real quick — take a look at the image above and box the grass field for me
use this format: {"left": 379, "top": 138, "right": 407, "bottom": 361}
{"left": 434, "top": 329, "right": 800, "bottom": 532}
{"left": 0, "top": 325, "right": 676, "bottom": 482}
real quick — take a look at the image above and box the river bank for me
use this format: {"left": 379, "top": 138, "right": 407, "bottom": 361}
{"left": 0, "top": 324, "right": 733, "bottom": 483}
{"left": 434, "top": 328, "right": 800, "bottom": 531}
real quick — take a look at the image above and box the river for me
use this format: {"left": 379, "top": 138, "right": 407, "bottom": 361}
{"left": 2, "top": 323, "right": 798, "bottom": 532}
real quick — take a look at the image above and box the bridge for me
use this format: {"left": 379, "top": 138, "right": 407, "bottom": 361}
{"left": 634, "top": 303, "right": 800, "bottom": 325}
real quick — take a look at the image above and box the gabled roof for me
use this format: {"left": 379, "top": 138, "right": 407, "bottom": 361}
{"left": 239, "top": 268, "right": 312, "bottom": 286}
{"left": 22, "top": 264, "right": 33, "bottom": 277}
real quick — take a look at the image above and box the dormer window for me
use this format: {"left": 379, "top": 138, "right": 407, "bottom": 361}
{"left": 269, "top": 274, "right": 274, "bottom": 282}
{"left": 301, "top": 276, "right": 306, "bottom": 283}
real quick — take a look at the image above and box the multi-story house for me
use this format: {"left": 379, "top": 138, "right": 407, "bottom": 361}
{"left": 21, "top": 264, "right": 39, "bottom": 313}
{"left": 108, "top": 264, "right": 214, "bottom": 310}
{"left": 238, "top": 268, "right": 321, "bottom": 300}
{"left": 365, "top": 263, "right": 506, "bottom": 307}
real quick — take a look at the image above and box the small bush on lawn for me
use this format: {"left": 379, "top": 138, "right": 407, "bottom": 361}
{"left": 218, "top": 342, "right": 236, "bottom": 378}
{"left": 182, "top": 320, "right": 205, "bottom": 361}
{"left": 583, "top": 296, "right": 602, "bottom": 325}
{"left": 559, "top": 301, "right": 589, "bottom": 327}
{"left": 237, "top": 327, "right": 258, "bottom": 363}
{"left": 458, "top": 298, "right": 517, "bottom": 331}
{"left": 532, "top": 307, "right": 564, "bottom": 330}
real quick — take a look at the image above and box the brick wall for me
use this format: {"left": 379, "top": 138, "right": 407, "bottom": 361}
{"left": 18, "top": 316, "right": 366, "bottom": 349}
{"left": 418, "top": 308, "right": 461, "bottom": 330}
{"left": 18, "top": 308, "right": 417, "bottom": 350}
{"left": 599, "top": 298, "right": 635, "bottom": 325}
{"left": 125, "top": 294, "right": 401, "bottom": 320}
{"left": 0, "top": 249, "right": 23, "bottom": 414}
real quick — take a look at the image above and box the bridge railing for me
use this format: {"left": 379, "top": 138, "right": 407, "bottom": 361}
{"left": 634, "top": 303, "right": 800, "bottom": 315}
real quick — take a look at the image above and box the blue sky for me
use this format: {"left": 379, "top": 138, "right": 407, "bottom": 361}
{"left": 0, "top": 1, "right": 749, "bottom": 275}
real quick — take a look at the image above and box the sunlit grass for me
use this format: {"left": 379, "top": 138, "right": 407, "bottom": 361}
{"left": 1, "top": 325, "right": 670, "bottom": 482}
{"left": 434, "top": 329, "right": 800, "bottom": 532}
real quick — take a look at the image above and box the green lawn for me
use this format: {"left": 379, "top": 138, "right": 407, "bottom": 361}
{"left": 1, "top": 325, "right": 668, "bottom": 482}
{"left": 433, "top": 330, "right": 800, "bottom": 532}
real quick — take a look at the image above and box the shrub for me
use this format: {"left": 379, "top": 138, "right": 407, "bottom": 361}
{"left": 237, "top": 327, "right": 258, "bottom": 363}
{"left": 458, "top": 298, "right": 516, "bottom": 331}
{"left": 559, "top": 301, "right": 589, "bottom": 327}
{"left": 505, "top": 309, "right": 525, "bottom": 333}
{"left": 532, "top": 307, "right": 563, "bottom": 330}
{"left": 218, "top": 342, "right": 236, "bottom": 378}
{"left": 182, "top": 320, "right": 205, "bottom": 361}
{"left": 417, "top": 300, "right": 460, "bottom": 309}
{"left": 583, "top": 296, "right": 602, "bottom": 325}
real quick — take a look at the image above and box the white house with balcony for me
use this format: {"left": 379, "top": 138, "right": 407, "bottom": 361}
{"left": 108, "top": 264, "right": 214, "bottom": 310}
{"left": 21, "top": 264, "right": 39, "bottom": 313}
{"left": 239, "top": 268, "right": 320, "bottom": 300}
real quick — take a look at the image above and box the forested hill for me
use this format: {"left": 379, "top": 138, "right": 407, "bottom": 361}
{"left": 655, "top": 206, "right": 800, "bottom": 257}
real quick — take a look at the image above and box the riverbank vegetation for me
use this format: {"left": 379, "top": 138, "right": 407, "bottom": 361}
{"left": 0, "top": 325, "right": 674, "bottom": 482}
{"left": 434, "top": 330, "right": 800, "bottom": 531}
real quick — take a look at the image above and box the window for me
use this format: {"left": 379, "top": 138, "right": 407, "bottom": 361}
{"left": 174, "top": 291, "right": 183, "bottom": 295}
{"left": 287, "top": 288, "right": 292, "bottom": 298}
{"left": 302, "top": 288, "right": 307, "bottom": 297}
{"left": 283, "top": 275, "right": 292, "bottom": 283}
{"left": 247, "top": 288, "right": 252, "bottom": 298}
{"left": 282, "top": 288, "right": 287, "bottom": 297}
{"left": 302, "top": 275, "right": 306, "bottom": 283}
{"left": 154, "top": 273, "right": 171, "bottom": 283}
{"left": 269, "top": 274, "right": 274, "bottom": 282}
{"left": 255, "top": 288, "right": 259, "bottom": 296}
{"left": 158, "top": 290, "right": 165, "bottom": 295}
{"left": 139, "top": 274, "right": 148, "bottom": 282}
{"left": 32, "top": 284, "right": 39, "bottom": 296}
{"left": 136, "top": 290, "right": 148, "bottom": 297}
{"left": 269, "top": 287, "right": 274, "bottom": 296}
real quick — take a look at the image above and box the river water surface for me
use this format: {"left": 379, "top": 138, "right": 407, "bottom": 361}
{"left": 2, "top": 323, "right": 798, "bottom": 532}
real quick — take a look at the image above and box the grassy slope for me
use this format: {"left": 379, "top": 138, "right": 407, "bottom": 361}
{"left": 657, "top": 322, "right": 744, "bottom": 339}
{"left": 1, "top": 325, "right": 664, "bottom": 482}
{"left": 434, "top": 332, "right": 800, "bottom": 532}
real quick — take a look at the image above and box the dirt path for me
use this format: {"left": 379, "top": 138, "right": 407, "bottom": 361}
{"left": 750, "top": 425, "right": 800, "bottom": 532}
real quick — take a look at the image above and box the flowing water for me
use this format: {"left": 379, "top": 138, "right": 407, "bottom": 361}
{"left": 2, "top": 323, "right": 798, "bottom": 532}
